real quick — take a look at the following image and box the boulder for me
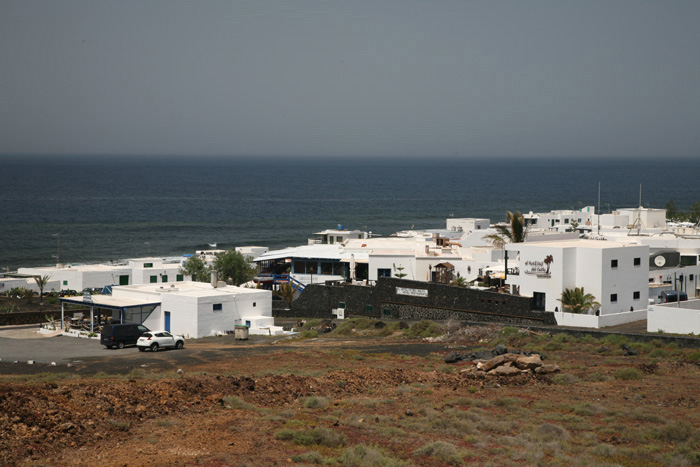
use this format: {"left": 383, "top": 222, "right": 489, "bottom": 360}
{"left": 443, "top": 351, "right": 463, "bottom": 364}
{"left": 488, "top": 364, "right": 521, "bottom": 377}
{"left": 477, "top": 353, "right": 519, "bottom": 372}
{"left": 513, "top": 354, "right": 542, "bottom": 370}
{"left": 534, "top": 364, "right": 560, "bottom": 375}
{"left": 492, "top": 344, "right": 509, "bottom": 356}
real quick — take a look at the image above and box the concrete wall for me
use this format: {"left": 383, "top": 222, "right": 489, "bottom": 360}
{"left": 648, "top": 300, "right": 700, "bottom": 334}
{"left": 554, "top": 309, "right": 647, "bottom": 328}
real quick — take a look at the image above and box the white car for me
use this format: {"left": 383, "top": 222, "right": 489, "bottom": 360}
{"left": 137, "top": 330, "right": 185, "bottom": 352}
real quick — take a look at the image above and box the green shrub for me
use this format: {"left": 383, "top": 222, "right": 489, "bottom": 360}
{"left": 686, "top": 351, "right": 700, "bottom": 362}
{"left": 552, "top": 374, "right": 579, "bottom": 385}
{"left": 602, "top": 334, "right": 630, "bottom": 347}
{"left": 614, "top": 368, "right": 643, "bottom": 380}
{"left": 404, "top": 320, "right": 444, "bottom": 339}
{"left": 535, "top": 423, "right": 570, "bottom": 442}
{"left": 290, "top": 451, "right": 325, "bottom": 464}
{"left": 659, "top": 421, "right": 696, "bottom": 442}
{"left": 304, "top": 396, "right": 330, "bottom": 409}
{"left": 274, "top": 427, "right": 346, "bottom": 447}
{"left": 340, "top": 445, "right": 410, "bottom": 467}
{"left": 649, "top": 348, "right": 669, "bottom": 358}
{"left": 415, "top": 441, "right": 465, "bottom": 465}
{"left": 334, "top": 318, "right": 376, "bottom": 336}
{"left": 586, "top": 372, "right": 610, "bottom": 382}
{"left": 502, "top": 326, "right": 520, "bottom": 337}
{"left": 223, "top": 395, "right": 255, "bottom": 410}
{"left": 300, "top": 329, "right": 319, "bottom": 339}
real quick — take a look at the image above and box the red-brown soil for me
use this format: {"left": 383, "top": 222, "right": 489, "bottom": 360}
{"left": 2, "top": 325, "right": 700, "bottom": 466}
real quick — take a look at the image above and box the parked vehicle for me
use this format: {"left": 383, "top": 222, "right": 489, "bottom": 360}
{"left": 100, "top": 323, "right": 150, "bottom": 349}
{"left": 661, "top": 291, "right": 688, "bottom": 303}
{"left": 137, "top": 330, "right": 185, "bottom": 352}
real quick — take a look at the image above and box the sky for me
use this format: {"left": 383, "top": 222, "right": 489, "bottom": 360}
{"left": 1, "top": 1, "right": 699, "bottom": 159}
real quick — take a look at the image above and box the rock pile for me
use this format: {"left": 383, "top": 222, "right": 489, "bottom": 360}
{"left": 444, "top": 345, "right": 559, "bottom": 377}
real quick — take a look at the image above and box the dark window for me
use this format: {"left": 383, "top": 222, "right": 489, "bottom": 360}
{"left": 681, "top": 256, "right": 698, "bottom": 266}
{"left": 611, "top": 294, "right": 618, "bottom": 302}
{"left": 377, "top": 268, "right": 391, "bottom": 278}
{"left": 690, "top": 274, "right": 695, "bottom": 281}
{"left": 634, "top": 257, "right": 641, "bottom": 266}
{"left": 213, "top": 303, "right": 222, "bottom": 311}
{"left": 63, "top": 280, "right": 68, "bottom": 286}
{"left": 633, "top": 291, "right": 640, "bottom": 300}
{"left": 150, "top": 276, "right": 157, "bottom": 283}
{"left": 144, "top": 263, "right": 153, "bottom": 268}
{"left": 338, "top": 302, "right": 346, "bottom": 309}
{"left": 564, "top": 218, "right": 569, "bottom": 224}
{"left": 176, "top": 274, "right": 184, "bottom": 281}
{"left": 333, "top": 263, "right": 344, "bottom": 275}
{"left": 366, "top": 305, "right": 373, "bottom": 313}
{"left": 611, "top": 259, "right": 618, "bottom": 268}
{"left": 320, "top": 262, "right": 334, "bottom": 275}
{"left": 161, "top": 275, "right": 168, "bottom": 282}
{"left": 253, "top": 302, "right": 256, "bottom": 307}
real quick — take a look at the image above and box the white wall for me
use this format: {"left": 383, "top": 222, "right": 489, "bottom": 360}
{"left": 369, "top": 255, "right": 417, "bottom": 281}
{"left": 648, "top": 300, "right": 700, "bottom": 334}
{"left": 0, "top": 277, "right": 61, "bottom": 294}
{"left": 554, "top": 309, "right": 647, "bottom": 328}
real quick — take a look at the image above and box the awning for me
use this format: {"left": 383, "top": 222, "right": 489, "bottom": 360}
{"left": 60, "top": 296, "right": 161, "bottom": 310}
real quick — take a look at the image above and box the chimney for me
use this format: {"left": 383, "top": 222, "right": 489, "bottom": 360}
{"left": 211, "top": 271, "right": 217, "bottom": 288}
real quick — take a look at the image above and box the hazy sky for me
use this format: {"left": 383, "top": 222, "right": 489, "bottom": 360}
{"left": 1, "top": 1, "right": 699, "bottom": 158}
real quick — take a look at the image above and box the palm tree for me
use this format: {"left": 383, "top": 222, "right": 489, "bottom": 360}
{"left": 544, "top": 255, "right": 554, "bottom": 274}
{"left": 558, "top": 287, "right": 600, "bottom": 314}
{"left": 484, "top": 211, "right": 527, "bottom": 249}
{"left": 450, "top": 276, "right": 468, "bottom": 288}
{"left": 33, "top": 274, "right": 51, "bottom": 305}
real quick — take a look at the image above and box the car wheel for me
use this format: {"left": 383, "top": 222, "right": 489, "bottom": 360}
{"left": 150, "top": 343, "right": 159, "bottom": 352}
{"left": 117, "top": 341, "right": 125, "bottom": 349}
{"left": 138, "top": 347, "right": 145, "bottom": 352}
{"left": 175, "top": 341, "right": 184, "bottom": 349}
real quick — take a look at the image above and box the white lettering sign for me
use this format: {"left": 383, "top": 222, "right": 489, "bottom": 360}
{"left": 396, "top": 287, "right": 429, "bottom": 297}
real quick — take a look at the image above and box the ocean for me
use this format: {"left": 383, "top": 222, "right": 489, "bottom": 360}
{"left": 1, "top": 155, "right": 698, "bottom": 271}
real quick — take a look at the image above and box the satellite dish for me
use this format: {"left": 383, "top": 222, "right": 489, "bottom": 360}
{"left": 654, "top": 255, "right": 666, "bottom": 267}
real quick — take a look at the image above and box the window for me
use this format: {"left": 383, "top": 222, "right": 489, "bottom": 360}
{"left": 63, "top": 280, "right": 68, "bottom": 286}
{"left": 681, "top": 255, "right": 698, "bottom": 266}
{"left": 144, "top": 263, "right": 153, "bottom": 268}
{"left": 150, "top": 276, "right": 157, "bottom": 283}
{"left": 329, "top": 236, "right": 334, "bottom": 244}
{"left": 321, "top": 262, "right": 334, "bottom": 275}
{"left": 213, "top": 303, "right": 222, "bottom": 311}
{"left": 338, "top": 302, "right": 346, "bottom": 309}
{"left": 336, "top": 236, "right": 342, "bottom": 243}
{"left": 253, "top": 302, "right": 256, "bottom": 307}
{"left": 176, "top": 274, "right": 183, "bottom": 282}
{"left": 610, "top": 294, "right": 618, "bottom": 302}
{"left": 634, "top": 257, "right": 641, "bottom": 266}
{"left": 333, "top": 263, "right": 344, "bottom": 275}
{"left": 690, "top": 274, "right": 695, "bottom": 281}
{"left": 366, "top": 305, "right": 373, "bottom": 313}
{"left": 611, "top": 259, "right": 618, "bottom": 268}
{"left": 293, "top": 260, "right": 317, "bottom": 274}
{"left": 633, "top": 291, "right": 640, "bottom": 300}
{"left": 564, "top": 218, "right": 569, "bottom": 224}
{"left": 377, "top": 268, "right": 391, "bottom": 278}
{"left": 161, "top": 275, "right": 168, "bottom": 282}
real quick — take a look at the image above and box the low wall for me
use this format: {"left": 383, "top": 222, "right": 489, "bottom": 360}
{"left": 554, "top": 310, "right": 647, "bottom": 329}
{"left": 0, "top": 311, "right": 60, "bottom": 326}
{"left": 648, "top": 300, "right": 700, "bottom": 334}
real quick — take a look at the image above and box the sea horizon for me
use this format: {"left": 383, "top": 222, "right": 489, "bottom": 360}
{"left": 1, "top": 155, "right": 698, "bottom": 271}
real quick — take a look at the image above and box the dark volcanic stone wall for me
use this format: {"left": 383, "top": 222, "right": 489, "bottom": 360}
{"left": 286, "top": 278, "right": 555, "bottom": 325}
{"left": 0, "top": 311, "right": 60, "bottom": 326}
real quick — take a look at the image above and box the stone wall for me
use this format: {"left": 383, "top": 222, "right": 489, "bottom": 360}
{"left": 286, "top": 278, "right": 556, "bottom": 325}
{"left": 0, "top": 311, "right": 60, "bottom": 326}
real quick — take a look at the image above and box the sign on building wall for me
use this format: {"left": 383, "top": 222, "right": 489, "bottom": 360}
{"left": 523, "top": 255, "right": 554, "bottom": 278}
{"left": 396, "top": 287, "right": 429, "bottom": 297}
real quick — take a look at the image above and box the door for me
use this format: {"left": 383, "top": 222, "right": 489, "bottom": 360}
{"left": 164, "top": 312, "right": 171, "bottom": 332}
{"left": 533, "top": 292, "right": 546, "bottom": 311}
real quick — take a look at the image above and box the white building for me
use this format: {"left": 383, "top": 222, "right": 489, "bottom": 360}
{"left": 60, "top": 281, "right": 281, "bottom": 338}
{"left": 506, "top": 239, "right": 649, "bottom": 328}
{"left": 19, "top": 257, "right": 190, "bottom": 291}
